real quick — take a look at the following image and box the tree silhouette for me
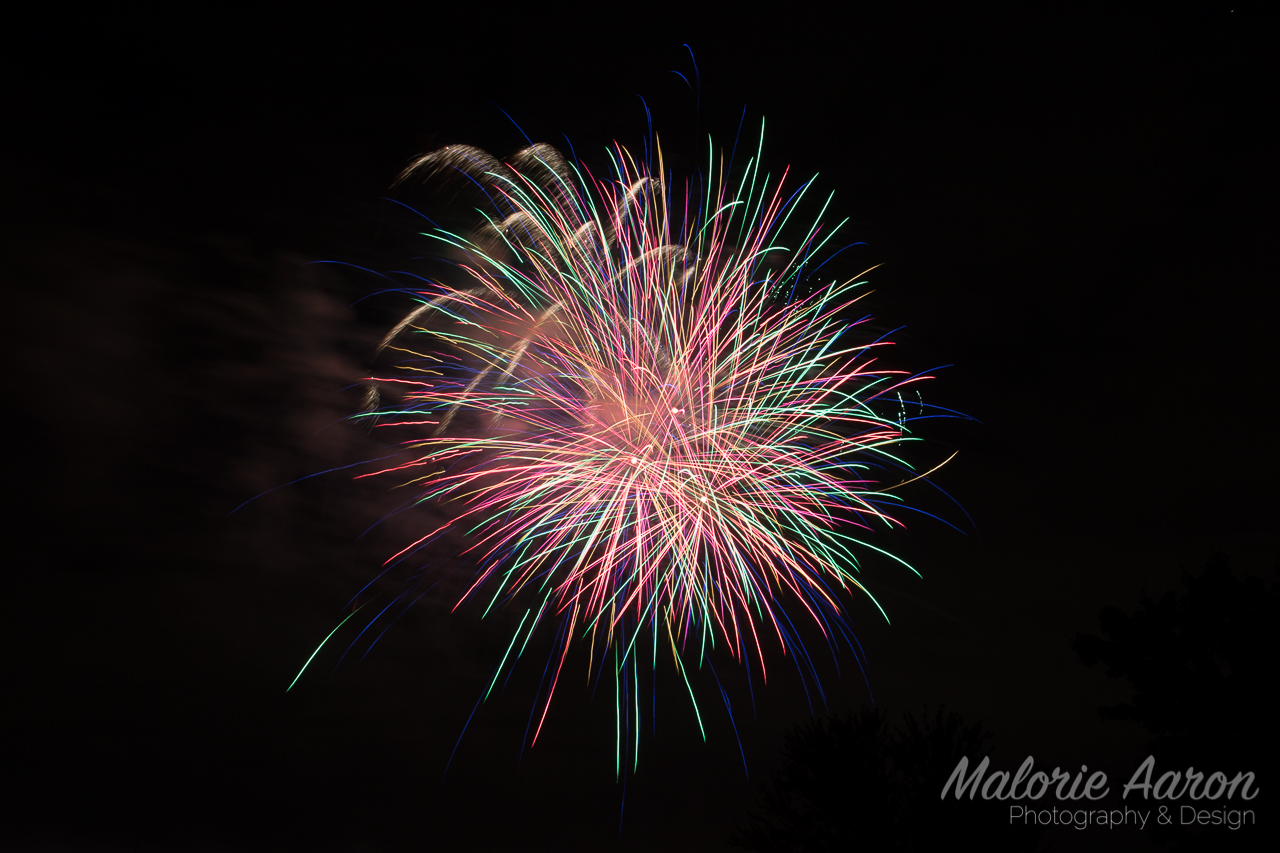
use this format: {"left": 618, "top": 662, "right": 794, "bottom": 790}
{"left": 1075, "top": 554, "right": 1278, "bottom": 851}
{"left": 733, "top": 707, "right": 1042, "bottom": 852}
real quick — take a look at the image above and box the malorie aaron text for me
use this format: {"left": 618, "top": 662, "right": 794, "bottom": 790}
{"left": 941, "top": 755, "right": 1259, "bottom": 802}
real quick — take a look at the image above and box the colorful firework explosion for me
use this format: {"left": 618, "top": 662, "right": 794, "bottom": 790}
{"left": 297, "top": 125, "right": 953, "bottom": 773}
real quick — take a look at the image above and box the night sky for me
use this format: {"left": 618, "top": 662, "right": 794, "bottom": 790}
{"left": 5, "top": 4, "right": 1276, "bottom": 851}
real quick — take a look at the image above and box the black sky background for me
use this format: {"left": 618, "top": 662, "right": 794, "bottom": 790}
{"left": 4, "top": 3, "right": 1276, "bottom": 851}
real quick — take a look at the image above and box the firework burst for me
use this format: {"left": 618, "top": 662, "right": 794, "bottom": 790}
{"left": 304, "top": 126, "right": 951, "bottom": 772}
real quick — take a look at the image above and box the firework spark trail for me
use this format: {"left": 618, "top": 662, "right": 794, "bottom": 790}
{"left": 303, "top": 123, "right": 953, "bottom": 773}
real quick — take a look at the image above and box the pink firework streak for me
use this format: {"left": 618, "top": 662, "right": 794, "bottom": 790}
{"left": 296, "top": 127, "right": 956, "bottom": 774}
